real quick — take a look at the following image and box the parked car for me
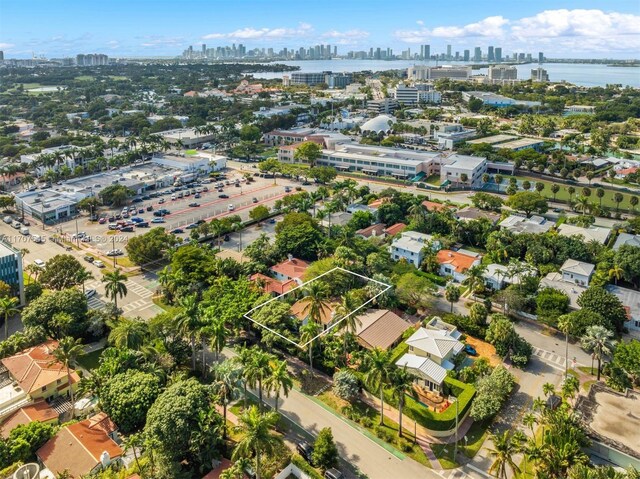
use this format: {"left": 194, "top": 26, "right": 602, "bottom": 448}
{"left": 170, "top": 228, "right": 184, "bottom": 234}
{"left": 34, "top": 259, "right": 46, "bottom": 268}
{"left": 185, "top": 223, "right": 198, "bottom": 229}
{"left": 84, "top": 289, "right": 96, "bottom": 299}
{"left": 189, "top": 202, "right": 200, "bottom": 207}
{"left": 93, "top": 260, "right": 105, "bottom": 268}
{"left": 159, "top": 198, "right": 165, "bottom": 204}
{"left": 219, "top": 194, "right": 229, "bottom": 199}
{"left": 296, "top": 441, "right": 314, "bottom": 464}
{"left": 146, "top": 205, "right": 154, "bottom": 211}
{"left": 120, "top": 226, "right": 134, "bottom": 232}
{"left": 463, "top": 344, "right": 478, "bottom": 356}
{"left": 106, "top": 249, "right": 123, "bottom": 256}
{"left": 228, "top": 204, "right": 235, "bottom": 211}
{"left": 252, "top": 197, "right": 258, "bottom": 203}
{"left": 223, "top": 234, "right": 230, "bottom": 242}
{"left": 324, "top": 468, "right": 343, "bottom": 479}
{"left": 83, "top": 255, "right": 94, "bottom": 263}
{"left": 136, "top": 221, "right": 149, "bottom": 227}
{"left": 98, "top": 217, "right": 107, "bottom": 224}
{"left": 151, "top": 218, "right": 165, "bottom": 223}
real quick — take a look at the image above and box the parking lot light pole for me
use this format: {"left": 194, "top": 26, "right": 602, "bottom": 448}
{"left": 112, "top": 236, "right": 116, "bottom": 267}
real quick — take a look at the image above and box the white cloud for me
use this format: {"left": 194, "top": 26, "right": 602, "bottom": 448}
{"left": 202, "top": 23, "right": 313, "bottom": 41}
{"left": 393, "top": 9, "right": 640, "bottom": 53}
{"left": 320, "top": 29, "right": 369, "bottom": 45}
{"left": 0, "top": 43, "right": 15, "bottom": 50}
{"left": 140, "top": 36, "right": 186, "bottom": 48}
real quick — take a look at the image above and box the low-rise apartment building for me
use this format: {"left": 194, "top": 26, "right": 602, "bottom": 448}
{"left": 389, "top": 231, "right": 441, "bottom": 268}
{"left": 391, "top": 83, "right": 442, "bottom": 105}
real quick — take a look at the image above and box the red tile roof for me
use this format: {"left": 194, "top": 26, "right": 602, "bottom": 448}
{"left": 37, "top": 413, "right": 122, "bottom": 478}
{"left": 1, "top": 340, "right": 80, "bottom": 394}
{"left": 356, "top": 223, "right": 386, "bottom": 238}
{"left": 270, "top": 258, "right": 310, "bottom": 281}
{"left": 384, "top": 223, "right": 407, "bottom": 236}
{"left": 422, "top": 200, "right": 449, "bottom": 212}
{"left": 436, "top": 250, "right": 480, "bottom": 273}
{"left": 1, "top": 401, "right": 58, "bottom": 439}
{"left": 250, "top": 273, "right": 297, "bottom": 296}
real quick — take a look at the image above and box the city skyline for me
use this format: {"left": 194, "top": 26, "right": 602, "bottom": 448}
{"left": 0, "top": 0, "right": 639, "bottom": 59}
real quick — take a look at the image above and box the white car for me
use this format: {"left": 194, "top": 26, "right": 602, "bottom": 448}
{"left": 93, "top": 260, "right": 105, "bottom": 268}
{"left": 85, "top": 289, "right": 96, "bottom": 298}
{"left": 34, "top": 259, "right": 45, "bottom": 268}
{"left": 228, "top": 204, "right": 235, "bottom": 211}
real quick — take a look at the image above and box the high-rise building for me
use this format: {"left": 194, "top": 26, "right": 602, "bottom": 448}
{"left": 407, "top": 65, "right": 472, "bottom": 81}
{"left": 202, "top": 44, "right": 206, "bottom": 56}
{"left": 0, "top": 238, "right": 24, "bottom": 305}
{"left": 488, "top": 65, "right": 518, "bottom": 82}
{"left": 446, "top": 44, "right": 452, "bottom": 60}
{"left": 531, "top": 67, "right": 549, "bottom": 82}
{"left": 538, "top": 52, "right": 544, "bottom": 63}
{"left": 494, "top": 47, "right": 502, "bottom": 63}
{"left": 463, "top": 50, "right": 470, "bottom": 62}
{"left": 474, "top": 47, "right": 482, "bottom": 62}
{"left": 0, "top": 51, "right": 4, "bottom": 62}
{"left": 487, "top": 46, "right": 494, "bottom": 62}
{"left": 424, "top": 44, "right": 430, "bottom": 60}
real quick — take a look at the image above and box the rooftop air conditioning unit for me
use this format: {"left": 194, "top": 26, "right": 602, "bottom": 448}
{"left": 43, "top": 203, "right": 51, "bottom": 208}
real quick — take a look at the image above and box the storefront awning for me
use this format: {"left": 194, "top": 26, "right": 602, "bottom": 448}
{"left": 362, "top": 168, "right": 379, "bottom": 174}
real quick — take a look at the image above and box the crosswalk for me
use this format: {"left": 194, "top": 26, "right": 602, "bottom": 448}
{"left": 126, "top": 279, "right": 154, "bottom": 299}
{"left": 122, "top": 299, "right": 152, "bottom": 313}
{"left": 532, "top": 346, "right": 569, "bottom": 371}
{"left": 87, "top": 296, "right": 106, "bottom": 309}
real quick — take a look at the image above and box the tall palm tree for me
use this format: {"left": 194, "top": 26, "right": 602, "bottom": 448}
{"left": 208, "top": 315, "right": 229, "bottom": 363}
{"left": 264, "top": 359, "right": 293, "bottom": 413}
{"left": 244, "top": 349, "right": 273, "bottom": 409}
{"left": 51, "top": 337, "right": 85, "bottom": 406}
{"left": 462, "top": 264, "right": 487, "bottom": 302}
{"left": 362, "top": 348, "right": 394, "bottom": 426}
{"left": 212, "top": 360, "right": 242, "bottom": 439}
{"left": 108, "top": 317, "right": 148, "bottom": 350}
{"left": 522, "top": 411, "right": 537, "bottom": 436}
{"left": 234, "top": 346, "right": 254, "bottom": 408}
{"left": 232, "top": 406, "right": 284, "bottom": 479}
{"left": 175, "top": 294, "right": 201, "bottom": 371}
{"left": 487, "top": 431, "right": 521, "bottom": 479}
{"left": 102, "top": 269, "right": 128, "bottom": 310}
{"left": 300, "top": 321, "right": 320, "bottom": 375}
{"left": 122, "top": 432, "right": 143, "bottom": 474}
{"left": 0, "top": 296, "right": 19, "bottom": 341}
{"left": 608, "top": 263, "right": 624, "bottom": 285}
{"left": 76, "top": 268, "right": 94, "bottom": 294}
{"left": 299, "top": 281, "right": 331, "bottom": 326}
{"left": 581, "top": 325, "right": 616, "bottom": 381}
{"left": 335, "top": 292, "right": 361, "bottom": 362}
{"left": 391, "top": 367, "right": 416, "bottom": 438}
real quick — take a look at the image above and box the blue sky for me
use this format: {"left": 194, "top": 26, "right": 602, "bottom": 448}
{"left": 1, "top": 0, "right": 639, "bottom": 58}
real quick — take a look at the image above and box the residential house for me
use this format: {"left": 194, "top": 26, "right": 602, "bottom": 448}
{"left": 290, "top": 299, "right": 338, "bottom": 331}
{"left": 1, "top": 400, "right": 58, "bottom": 439}
{"left": 0, "top": 341, "right": 80, "bottom": 419}
{"left": 483, "top": 262, "right": 536, "bottom": 290}
{"left": 319, "top": 211, "right": 352, "bottom": 228}
{"left": 424, "top": 317, "right": 461, "bottom": 340}
{"left": 250, "top": 273, "right": 297, "bottom": 296}
{"left": 613, "top": 233, "right": 640, "bottom": 250}
{"left": 353, "top": 309, "right": 411, "bottom": 351}
{"left": 396, "top": 327, "right": 464, "bottom": 393}
{"left": 557, "top": 224, "right": 611, "bottom": 245}
{"left": 355, "top": 223, "right": 386, "bottom": 239}
{"left": 421, "top": 200, "right": 450, "bottom": 212}
{"left": 436, "top": 249, "right": 482, "bottom": 283}
{"left": 389, "top": 231, "right": 441, "bottom": 268}
{"left": 269, "top": 257, "right": 310, "bottom": 284}
{"left": 37, "top": 412, "right": 122, "bottom": 478}
{"left": 559, "top": 259, "right": 595, "bottom": 287}
{"left": 383, "top": 223, "right": 406, "bottom": 237}
{"left": 499, "top": 215, "right": 553, "bottom": 235}
{"left": 605, "top": 284, "right": 640, "bottom": 334}
{"left": 455, "top": 206, "right": 501, "bottom": 224}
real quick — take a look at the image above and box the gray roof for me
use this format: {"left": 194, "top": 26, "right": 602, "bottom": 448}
{"left": 557, "top": 224, "right": 611, "bottom": 244}
{"left": 396, "top": 353, "right": 447, "bottom": 385}
{"left": 405, "top": 327, "right": 463, "bottom": 359}
{"left": 540, "top": 272, "right": 586, "bottom": 309}
{"left": 560, "top": 259, "right": 595, "bottom": 278}
{"left": 613, "top": 233, "right": 640, "bottom": 251}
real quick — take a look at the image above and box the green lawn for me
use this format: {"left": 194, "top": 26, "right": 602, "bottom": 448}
{"left": 185, "top": 149, "right": 198, "bottom": 156}
{"left": 431, "top": 420, "right": 489, "bottom": 469}
{"left": 504, "top": 175, "right": 638, "bottom": 211}
{"left": 78, "top": 348, "right": 103, "bottom": 371}
{"left": 425, "top": 174, "right": 442, "bottom": 186}
{"left": 75, "top": 75, "right": 95, "bottom": 81}
{"left": 108, "top": 75, "right": 129, "bottom": 81}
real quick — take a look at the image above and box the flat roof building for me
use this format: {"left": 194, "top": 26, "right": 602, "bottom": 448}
{"left": 408, "top": 65, "right": 471, "bottom": 81}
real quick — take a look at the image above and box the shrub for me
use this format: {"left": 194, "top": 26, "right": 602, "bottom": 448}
{"left": 332, "top": 370, "right": 360, "bottom": 402}
{"left": 312, "top": 428, "right": 339, "bottom": 471}
{"left": 469, "top": 365, "right": 515, "bottom": 421}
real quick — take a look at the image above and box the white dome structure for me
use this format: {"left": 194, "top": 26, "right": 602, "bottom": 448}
{"left": 360, "top": 114, "right": 397, "bottom": 134}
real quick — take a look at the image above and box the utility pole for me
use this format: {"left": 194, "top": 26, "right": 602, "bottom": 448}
{"left": 112, "top": 236, "right": 116, "bottom": 267}
{"left": 75, "top": 217, "right": 80, "bottom": 246}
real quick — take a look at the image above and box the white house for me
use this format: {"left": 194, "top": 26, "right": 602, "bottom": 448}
{"left": 436, "top": 249, "right": 482, "bottom": 283}
{"left": 483, "top": 262, "right": 536, "bottom": 290}
{"left": 613, "top": 233, "right": 640, "bottom": 250}
{"left": 389, "top": 231, "right": 441, "bottom": 268}
{"left": 560, "top": 259, "right": 595, "bottom": 287}
{"left": 396, "top": 327, "right": 464, "bottom": 393}
{"left": 606, "top": 285, "right": 640, "bottom": 334}
{"left": 499, "top": 215, "right": 553, "bottom": 235}
{"left": 440, "top": 154, "right": 487, "bottom": 187}
{"left": 557, "top": 224, "right": 611, "bottom": 245}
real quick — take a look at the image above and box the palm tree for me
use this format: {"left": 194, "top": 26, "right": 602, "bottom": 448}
{"left": 334, "top": 292, "right": 361, "bottom": 362}
{"left": 175, "top": 294, "right": 201, "bottom": 371}
{"left": 522, "top": 411, "right": 537, "bottom": 436}
{"left": 487, "top": 431, "right": 521, "bottom": 479}
{"left": 208, "top": 315, "right": 229, "bottom": 363}
{"left": 75, "top": 268, "right": 94, "bottom": 294}
{"left": 233, "top": 406, "right": 284, "bottom": 479}
{"left": 51, "top": 337, "right": 85, "bottom": 406}
{"left": 108, "top": 317, "right": 147, "bottom": 350}
{"left": 265, "top": 359, "right": 293, "bottom": 413}
{"left": 102, "top": 269, "right": 128, "bottom": 310}
{"left": 122, "top": 432, "right": 143, "bottom": 474}
{"left": 542, "top": 382, "right": 556, "bottom": 397}
{"left": 608, "top": 263, "right": 624, "bottom": 285}
{"left": 445, "top": 283, "right": 460, "bottom": 313}
{"left": 581, "top": 325, "right": 616, "bottom": 381}
{"left": 362, "top": 348, "right": 394, "bottom": 426}
{"left": 300, "top": 321, "right": 320, "bottom": 375}
{"left": 234, "top": 346, "right": 254, "bottom": 408}
{"left": 391, "top": 367, "right": 415, "bottom": 438}
{"left": 561, "top": 376, "right": 580, "bottom": 404}
{"left": 0, "top": 296, "right": 19, "bottom": 341}
{"left": 299, "top": 281, "right": 331, "bottom": 326}
{"left": 462, "top": 264, "right": 487, "bottom": 302}
{"left": 212, "top": 360, "right": 242, "bottom": 439}
{"left": 244, "top": 349, "right": 273, "bottom": 409}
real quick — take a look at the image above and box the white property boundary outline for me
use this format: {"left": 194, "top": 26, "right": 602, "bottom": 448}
{"left": 244, "top": 266, "right": 391, "bottom": 349}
